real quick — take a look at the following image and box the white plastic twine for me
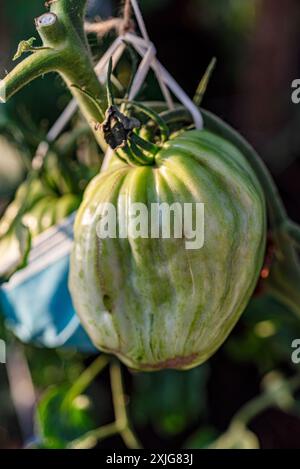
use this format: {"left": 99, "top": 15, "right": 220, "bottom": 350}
{"left": 34, "top": 0, "right": 203, "bottom": 169}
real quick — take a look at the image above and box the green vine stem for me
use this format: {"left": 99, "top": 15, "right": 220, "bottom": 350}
{"left": 0, "top": 0, "right": 107, "bottom": 150}
{"left": 68, "top": 422, "right": 120, "bottom": 449}
{"left": 62, "top": 354, "right": 110, "bottom": 410}
{"left": 231, "top": 373, "right": 300, "bottom": 432}
{"left": 209, "top": 372, "right": 300, "bottom": 449}
{"left": 110, "top": 360, "right": 142, "bottom": 449}
{"left": 116, "top": 99, "right": 170, "bottom": 143}
{"left": 67, "top": 360, "right": 142, "bottom": 449}
{"left": 231, "top": 373, "right": 300, "bottom": 428}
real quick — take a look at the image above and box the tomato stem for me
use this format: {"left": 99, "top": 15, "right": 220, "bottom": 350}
{"left": 232, "top": 372, "right": 300, "bottom": 427}
{"left": 67, "top": 359, "right": 142, "bottom": 449}
{"left": 0, "top": 0, "right": 107, "bottom": 150}
{"left": 116, "top": 99, "right": 170, "bottom": 143}
{"left": 62, "top": 354, "right": 110, "bottom": 410}
{"left": 110, "top": 360, "right": 142, "bottom": 449}
{"left": 68, "top": 422, "right": 119, "bottom": 449}
{"left": 210, "top": 372, "right": 300, "bottom": 448}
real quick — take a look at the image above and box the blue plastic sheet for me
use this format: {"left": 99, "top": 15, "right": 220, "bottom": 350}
{"left": 0, "top": 214, "right": 96, "bottom": 353}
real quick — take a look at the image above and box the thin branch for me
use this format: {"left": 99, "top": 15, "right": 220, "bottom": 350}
{"left": 68, "top": 422, "right": 119, "bottom": 449}
{"left": 231, "top": 373, "right": 300, "bottom": 427}
{"left": 0, "top": 49, "right": 60, "bottom": 103}
{"left": 209, "top": 373, "right": 300, "bottom": 449}
{"left": 62, "top": 355, "right": 110, "bottom": 409}
{"left": 110, "top": 360, "right": 142, "bottom": 449}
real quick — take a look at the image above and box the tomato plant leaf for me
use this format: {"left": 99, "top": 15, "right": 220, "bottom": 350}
{"left": 0, "top": 221, "right": 31, "bottom": 282}
{"left": 36, "top": 385, "right": 95, "bottom": 449}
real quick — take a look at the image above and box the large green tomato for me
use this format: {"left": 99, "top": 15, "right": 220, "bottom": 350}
{"left": 69, "top": 128, "right": 266, "bottom": 371}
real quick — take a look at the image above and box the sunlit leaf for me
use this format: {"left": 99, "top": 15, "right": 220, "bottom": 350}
{"left": 36, "top": 385, "right": 95, "bottom": 449}
{"left": 0, "top": 221, "right": 31, "bottom": 282}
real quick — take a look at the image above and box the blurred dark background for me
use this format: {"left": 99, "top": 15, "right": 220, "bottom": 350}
{"left": 0, "top": 0, "right": 300, "bottom": 449}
